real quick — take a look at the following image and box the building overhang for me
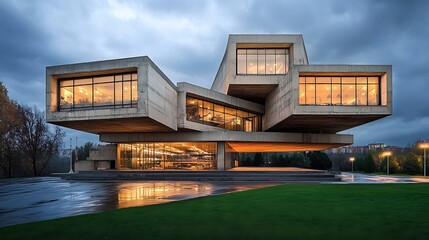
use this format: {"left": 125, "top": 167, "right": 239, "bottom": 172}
{"left": 99, "top": 131, "right": 353, "bottom": 152}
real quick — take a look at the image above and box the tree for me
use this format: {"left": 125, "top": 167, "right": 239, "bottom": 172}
{"left": 77, "top": 142, "right": 96, "bottom": 161}
{"left": 402, "top": 153, "right": 421, "bottom": 175}
{"left": 307, "top": 151, "right": 332, "bottom": 170}
{"left": 362, "top": 153, "right": 376, "bottom": 173}
{"left": 0, "top": 82, "right": 21, "bottom": 177}
{"left": 17, "top": 105, "right": 65, "bottom": 176}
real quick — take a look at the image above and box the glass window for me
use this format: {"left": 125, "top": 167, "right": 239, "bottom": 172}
{"left": 60, "top": 80, "right": 73, "bottom": 87}
{"left": 305, "top": 83, "right": 316, "bottom": 105}
{"left": 93, "top": 76, "right": 114, "bottom": 84}
{"left": 316, "top": 77, "right": 331, "bottom": 84}
{"left": 123, "top": 74, "right": 131, "bottom": 81}
{"left": 332, "top": 77, "right": 341, "bottom": 84}
{"left": 257, "top": 49, "right": 265, "bottom": 74}
{"left": 94, "top": 83, "right": 114, "bottom": 107}
{"left": 60, "top": 87, "right": 73, "bottom": 109}
{"left": 368, "top": 84, "right": 379, "bottom": 105}
{"left": 236, "top": 48, "right": 289, "bottom": 75}
{"left": 185, "top": 96, "right": 261, "bottom": 132}
{"left": 214, "top": 104, "right": 224, "bottom": 113}
{"left": 75, "top": 78, "right": 92, "bottom": 85}
{"left": 59, "top": 72, "right": 137, "bottom": 111}
{"left": 246, "top": 50, "right": 257, "bottom": 74}
{"left": 237, "top": 50, "right": 246, "bottom": 74}
{"left": 119, "top": 142, "right": 217, "bottom": 170}
{"left": 299, "top": 76, "right": 380, "bottom": 106}
{"left": 332, "top": 84, "right": 341, "bottom": 105}
{"left": 357, "top": 77, "right": 367, "bottom": 84}
{"left": 132, "top": 81, "right": 138, "bottom": 103}
{"left": 115, "top": 82, "right": 123, "bottom": 107}
{"left": 74, "top": 85, "right": 92, "bottom": 108}
{"left": 123, "top": 81, "right": 131, "bottom": 105}
{"left": 342, "top": 84, "right": 356, "bottom": 105}
{"left": 275, "top": 50, "right": 286, "bottom": 74}
{"left": 316, "top": 84, "right": 331, "bottom": 105}
{"left": 342, "top": 77, "right": 355, "bottom": 84}
{"left": 368, "top": 77, "right": 379, "bottom": 84}
{"left": 299, "top": 83, "right": 305, "bottom": 104}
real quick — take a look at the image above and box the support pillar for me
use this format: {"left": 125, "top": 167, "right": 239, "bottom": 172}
{"left": 217, "top": 142, "right": 225, "bottom": 170}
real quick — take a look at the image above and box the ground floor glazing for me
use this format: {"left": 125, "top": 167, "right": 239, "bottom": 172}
{"left": 118, "top": 142, "right": 217, "bottom": 170}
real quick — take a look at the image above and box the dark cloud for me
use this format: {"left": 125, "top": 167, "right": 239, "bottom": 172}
{"left": 1, "top": 0, "right": 428, "bottom": 146}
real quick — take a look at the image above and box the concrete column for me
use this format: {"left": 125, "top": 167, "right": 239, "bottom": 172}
{"left": 116, "top": 144, "right": 120, "bottom": 170}
{"left": 217, "top": 142, "right": 225, "bottom": 170}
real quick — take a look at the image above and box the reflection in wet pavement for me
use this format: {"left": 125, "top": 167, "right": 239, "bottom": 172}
{"left": 0, "top": 177, "right": 277, "bottom": 227}
{"left": 339, "top": 172, "right": 429, "bottom": 184}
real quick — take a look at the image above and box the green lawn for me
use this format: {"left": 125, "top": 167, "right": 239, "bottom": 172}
{"left": 1, "top": 184, "right": 429, "bottom": 240}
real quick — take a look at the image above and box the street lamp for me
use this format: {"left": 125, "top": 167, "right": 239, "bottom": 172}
{"left": 349, "top": 157, "right": 355, "bottom": 173}
{"left": 382, "top": 151, "right": 392, "bottom": 175}
{"left": 419, "top": 143, "right": 428, "bottom": 176}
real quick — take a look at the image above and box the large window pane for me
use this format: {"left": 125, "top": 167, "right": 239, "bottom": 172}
{"left": 316, "top": 84, "right": 331, "bottom": 105}
{"left": 237, "top": 51, "right": 246, "bottom": 74}
{"left": 357, "top": 84, "right": 367, "bottom": 105}
{"left": 94, "top": 83, "right": 114, "bottom": 106}
{"left": 305, "top": 83, "right": 315, "bottom": 105}
{"left": 275, "top": 50, "right": 286, "bottom": 74}
{"left": 94, "top": 76, "right": 114, "bottom": 84}
{"left": 123, "top": 81, "right": 131, "bottom": 105}
{"left": 60, "top": 87, "right": 73, "bottom": 109}
{"left": 257, "top": 49, "right": 265, "bottom": 74}
{"left": 246, "top": 50, "right": 257, "bottom": 74}
{"left": 332, "top": 84, "right": 341, "bottom": 105}
{"left": 342, "top": 84, "right": 356, "bottom": 105}
{"left": 75, "top": 78, "right": 92, "bottom": 85}
{"left": 74, "top": 85, "right": 92, "bottom": 108}
{"left": 266, "top": 49, "right": 275, "bottom": 74}
{"left": 299, "top": 83, "right": 305, "bottom": 104}
{"left": 131, "top": 81, "right": 138, "bottom": 103}
{"left": 115, "top": 82, "right": 122, "bottom": 106}
{"left": 368, "top": 84, "right": 379, "bottom": 105}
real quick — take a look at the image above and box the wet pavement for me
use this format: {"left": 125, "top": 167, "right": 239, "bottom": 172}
{"left": 339, "top": 172, "right": 429, "bottom": 183}
{"left": 0, "top": 177, "right": 278, "bottom": 227}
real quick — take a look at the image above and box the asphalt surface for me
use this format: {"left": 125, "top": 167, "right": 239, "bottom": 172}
{"left": 0, "top": 177, "right": 277, "bottom": 227}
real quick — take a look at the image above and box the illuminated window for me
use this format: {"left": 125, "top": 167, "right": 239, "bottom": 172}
{"left": 58, "top": 72, "right": 138, "bottom": 111}
{"left": 118, "top": 142, "right": 217, "bottom": 170}
{"left": 186, "top": 96, "right": 261, "bottom": 132}
{"left": 299, "top": 76, "right": 380, "bottom": 106}
{"left": 237, "top": 48, "right": 289, "bottom": 75}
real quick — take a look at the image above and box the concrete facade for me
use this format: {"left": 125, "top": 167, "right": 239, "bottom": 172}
{"left": 46, "top": 34, "right": 392, "bottom": 171}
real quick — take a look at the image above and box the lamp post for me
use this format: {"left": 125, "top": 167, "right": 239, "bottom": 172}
{"left": 420, "top": 143, "right": 428, "bottom": 176}
{"left": 68, "top": 138, "right": 74, "bottom": 174}
{"left": 382, "top": 152, "right": 392, "bottom": 175}
{"left": 349, "top": 157, "right": 355, "bottom": 173}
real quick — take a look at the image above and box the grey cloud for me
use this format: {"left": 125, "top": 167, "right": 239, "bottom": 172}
{"left": 1, "top": 0, "right": 428, "bottom": 146}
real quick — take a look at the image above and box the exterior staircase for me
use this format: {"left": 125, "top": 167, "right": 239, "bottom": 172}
{"left": 60, "top": 170, "right": 339, "bottom": 182}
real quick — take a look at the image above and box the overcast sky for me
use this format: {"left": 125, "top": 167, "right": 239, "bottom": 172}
{"left": 1, "top": 0, "right": 428, "bottom": 147}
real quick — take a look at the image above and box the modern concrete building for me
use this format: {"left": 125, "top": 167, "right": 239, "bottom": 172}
{"left": 46, "top": 34, "right": 392, "bottom": 171}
